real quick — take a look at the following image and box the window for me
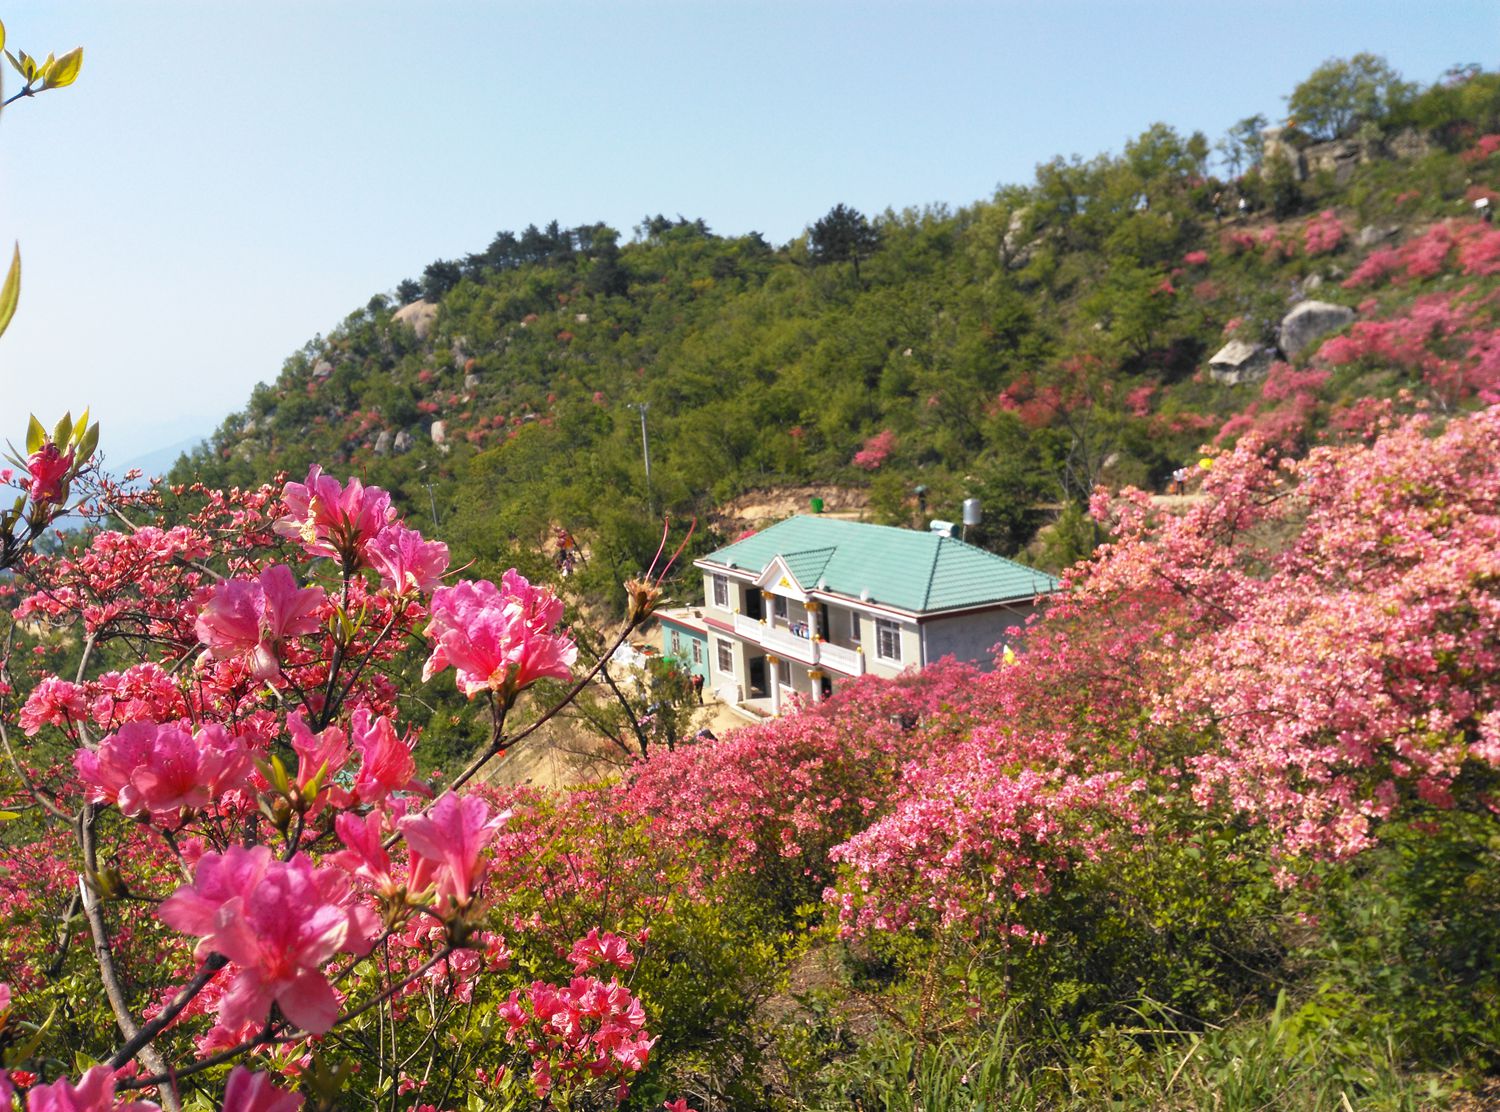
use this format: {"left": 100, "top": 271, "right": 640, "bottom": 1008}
{"left": 711, "top": 574, "right": 729, "bottom": 608}
{"left": 670, "top": 629, "right": 682, "bottom": 655}
{"left": 691, "top": 639, "right": 703, "bottom": 665}
{"left": 772, "top": 594, "right": 788, "bottom": 620}
{"left": 875, "top": 618, "right": 902, "bottom": 663}
{"left": 716, "top": 638, "right": 733, "bottom": 674}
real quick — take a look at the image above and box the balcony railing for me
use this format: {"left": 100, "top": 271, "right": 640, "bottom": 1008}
{"left": 729, "top": 614, "right": 865, "bottom": 676}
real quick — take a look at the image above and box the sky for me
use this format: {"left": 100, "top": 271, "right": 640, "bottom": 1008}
{"left": 0, "top": 0, "right": 1494, "bottom": 465}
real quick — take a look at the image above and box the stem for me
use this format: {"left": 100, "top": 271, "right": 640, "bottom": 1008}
{"left": 109, "top": 955, "right": 228, "bottom": 1069}
{"left": 78, "top": 805, "right": 180, "bottom": 1109}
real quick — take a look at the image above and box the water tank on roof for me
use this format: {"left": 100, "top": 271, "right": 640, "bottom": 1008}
{"left": 928, "top": 520, "right": 956, "bottom": 538}
{"left": 962, "top": 498, "right": 982, "bottom": 526}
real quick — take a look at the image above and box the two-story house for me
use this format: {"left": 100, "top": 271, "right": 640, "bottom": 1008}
{"left": 656, "top": 516, "right": 1059, "bottom": 716}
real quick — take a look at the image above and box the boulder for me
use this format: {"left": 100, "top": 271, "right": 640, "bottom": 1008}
{"left": 1208, "top": 339, "right": 1275, "bottom": 385}
{"left": 312, "top": 360, "right": 334, "bottom": 380}
{"left": 373, "top": 429, "right": 393, "bottom": 457}
{"left": 1278, "top": 300, "right": 1355, "bottom": 359}
{"left": 392, "top": 430, "right": 414, "bottom": 455}
{"left": 464, "top": 373, "right": 481, "bottom": 391}
{"left": 430, "top": 420, "right": 449, "bottom": 453}
{"left": 391, "top": 300, "right": 439, "bottom": 341}
{"left": 1356, "top": 224, "right": 1400, "bottom": 249}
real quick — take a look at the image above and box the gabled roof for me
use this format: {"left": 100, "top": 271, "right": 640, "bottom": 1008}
{"left": 698, "top": 516, "right": 1059, "bottom": 615}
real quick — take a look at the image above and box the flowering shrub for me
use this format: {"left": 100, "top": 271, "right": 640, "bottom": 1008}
{"left": 851, "top": 428, "right": 896, "bottom": 470}
{"left": 1302, "top": 209, "right": 1346, "bottom": 255}
{"left": 0, "top": 455, "right": 672, "bottom": 1109}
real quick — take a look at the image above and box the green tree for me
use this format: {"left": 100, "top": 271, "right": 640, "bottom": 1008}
{"left": 1286, "top": 54, "right": 1414, "bottom": 140}
{"left": 1217, "top": 114, "right": 1268, "bottom": 176}
{"left": 809, "top": 203, "right": 881, "bottom": 281}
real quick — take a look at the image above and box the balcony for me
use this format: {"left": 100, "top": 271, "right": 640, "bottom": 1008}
{"left": 729, "top": 614, "right": 865, "bottom": 675}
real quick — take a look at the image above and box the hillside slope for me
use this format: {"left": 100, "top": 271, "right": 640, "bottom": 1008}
{"left": 175, "top": 66, "right": 1500, "bottom": 609}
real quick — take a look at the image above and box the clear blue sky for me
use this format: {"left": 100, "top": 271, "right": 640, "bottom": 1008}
{"left": 0, "top": 1, "right": 1493, "bottom": 463}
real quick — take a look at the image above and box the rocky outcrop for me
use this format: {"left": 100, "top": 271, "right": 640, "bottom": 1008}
{"left": 430, "top": 420, "right": 448, "bottom": 452}
{"left": 1279, "top": 300, "right": 1355, "bottom": 359}
{"left": 391, "top": 300, "right": 439, "bottom": 341}
{"left": 1208, "top": 339, "right": 1275, "bottom": 385}
{"left": 373, "top": 429, "right": 393, "bottom": 457}
{"left": 392, "top": 430, "right": 414, "bottom": 455}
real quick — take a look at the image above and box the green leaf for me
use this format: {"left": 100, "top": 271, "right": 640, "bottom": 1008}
{"left": 72, "top": 408, "right": 89, "bottom": 447}
{"left": 0, "top": 242, "right": 20, "bottom": 340}
{"left": 4, "top": 50, "right": 21, "bottom": 79}
{"left": 0, "top": 811, "right": 19, "bottom": 821}
{"left": 25, "top": 414, "right": 44, "bottom": 455}
{"left": 53, "top": 411, "right": 71, "bottom": 448}
{"left": 0, "top": 20, "right": 7, "bottom": 58}
{"left": 42, "top": 46, "right": 81, "bottom": 90}
{"left": 76, "top": 421, "right": 99, "bottom": 463}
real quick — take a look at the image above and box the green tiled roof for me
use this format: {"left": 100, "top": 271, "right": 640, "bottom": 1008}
{"left": 700, "top": 517, "right": 1059, "bottom": 614}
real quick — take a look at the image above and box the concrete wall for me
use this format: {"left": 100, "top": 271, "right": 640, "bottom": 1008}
{"left": 920, "top": 605, "right": 1034, "bottom": 668}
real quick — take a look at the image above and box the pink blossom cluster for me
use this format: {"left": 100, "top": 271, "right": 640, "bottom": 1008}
{"left": 159, "top": 846, "right": 379, "bottom": 1034}
{"left": 497, "top": 967, "right": 653, "bottom": 1103}
{"left": 1092, "top": 405, "right": 1500, "bottom": 861}
{"left": 1302, "top": 209, "right": 1347, "bottom": 255}
{"left": 852, "top": 428, "right": 896, "bottom": 470}
{"left": 422, "top": 571, "right": 576, "bottom": 702}
{"left": 74, "top": 721, "right": 252, "bottom": 821}
{"left": 1342, "top": 219, "right": 1500, "bottom": 288}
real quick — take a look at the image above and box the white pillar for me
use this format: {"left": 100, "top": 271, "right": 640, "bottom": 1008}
{"left": 809, "top": 669, "right": 823, "bottom": 705}
{"left": 767, "top": 655, "right": 781, "bottom": 715}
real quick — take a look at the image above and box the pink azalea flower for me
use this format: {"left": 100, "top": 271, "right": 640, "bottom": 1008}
{"left": 24, "top": 442, "right": 74, "bottom": 506}
{"left": 365, "top": 524, "right": 449, "bottom": 596}
{"left": 219, "top": 1066, "right": 304, "bottom": 1112}
{"left": 195, "top": 565, "right": 325, "bottom": 680}
{"left": 74, "top": 722, "right": 251, "bottom": 820}
{"left": 422, "top": 572, "right": 576, "bottom": 703}
{"left": 26, "top": 1065, "right": 160, "bottom": 1112}
{"left": 567, "top": 928, "right": 635, "bottom": 975}
{"left": 398, "top": 791, "right": 508, "bottom": 907}
{"left": 330, "top": 811, "right": 399, "bottom": 897}
{"left": 19, "top": 677, "right": 88, "bottom": 735}
{"left": 287, "top": 713, "right": 350, "bottom": 793}
{"left": 349, "top": 707, "right": 420, "bottom": 804}
{"left": 159, "top": 848, "right": 377, "bottom": 1034}
{"left": 275, "top": 465, "right": 394, "bottom": 567}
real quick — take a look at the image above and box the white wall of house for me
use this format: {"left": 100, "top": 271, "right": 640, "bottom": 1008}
{"left": 921, "top": 605, "right": 1034, "bottom": 668}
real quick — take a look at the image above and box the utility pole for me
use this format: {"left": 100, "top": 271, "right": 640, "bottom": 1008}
{"left": 633, "top": 402, "right": 652, "bottom": 508}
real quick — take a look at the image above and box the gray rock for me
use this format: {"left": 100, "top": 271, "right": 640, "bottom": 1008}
{"left": 464, "top": 373, "right": 481, "bottom": 391}
{"left": 1304, "top": 273, "right": 1324, "bottom": 291}
{"left": 391, "top": 300, "right": 439, "bottom": 341}
{"left": 430, "top": 420, "right": 449, "bottom": 453}
{"left": 312, "top": 360, "right": 334, "bottom": 379}
{"left": 1356, "top": 224, "right": 1400, "bottom": 249}
{"left": 1208, "top": 339, "right": 1275, "bottom": 385}
{"left": 1278, "top": 300, "right": 1355, "bottom": 359}
{"left": 392, "top": 430, "right": 414, "bottom": 455}
{"left": 1387, "top": 127, "right": 1431, "bottom": 161}
{"left": 373, "top": 429, "right": 393, "bottom": 457}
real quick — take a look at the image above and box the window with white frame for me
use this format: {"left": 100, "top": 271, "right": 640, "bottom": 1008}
{"left": 670, "top": 629, "right": 682, "bottom": 655}
{"left": 711, "top": 574, "right": 729, "bottom": 609}
{"left": 716, "top": 638, "right": 733, "bottom": 673}
{"left": 875, "top": 618, "right": 902, "bottom": 663}
{"left": 772, "top": 594, "right": 788, "bottom": 621}
{"left": 691, "top": 639, "right": 703, "bottom": 665}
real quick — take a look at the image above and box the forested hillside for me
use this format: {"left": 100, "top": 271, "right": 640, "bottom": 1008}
{"left": 176, "top": 60, "right": 1500, "bottom": 609}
